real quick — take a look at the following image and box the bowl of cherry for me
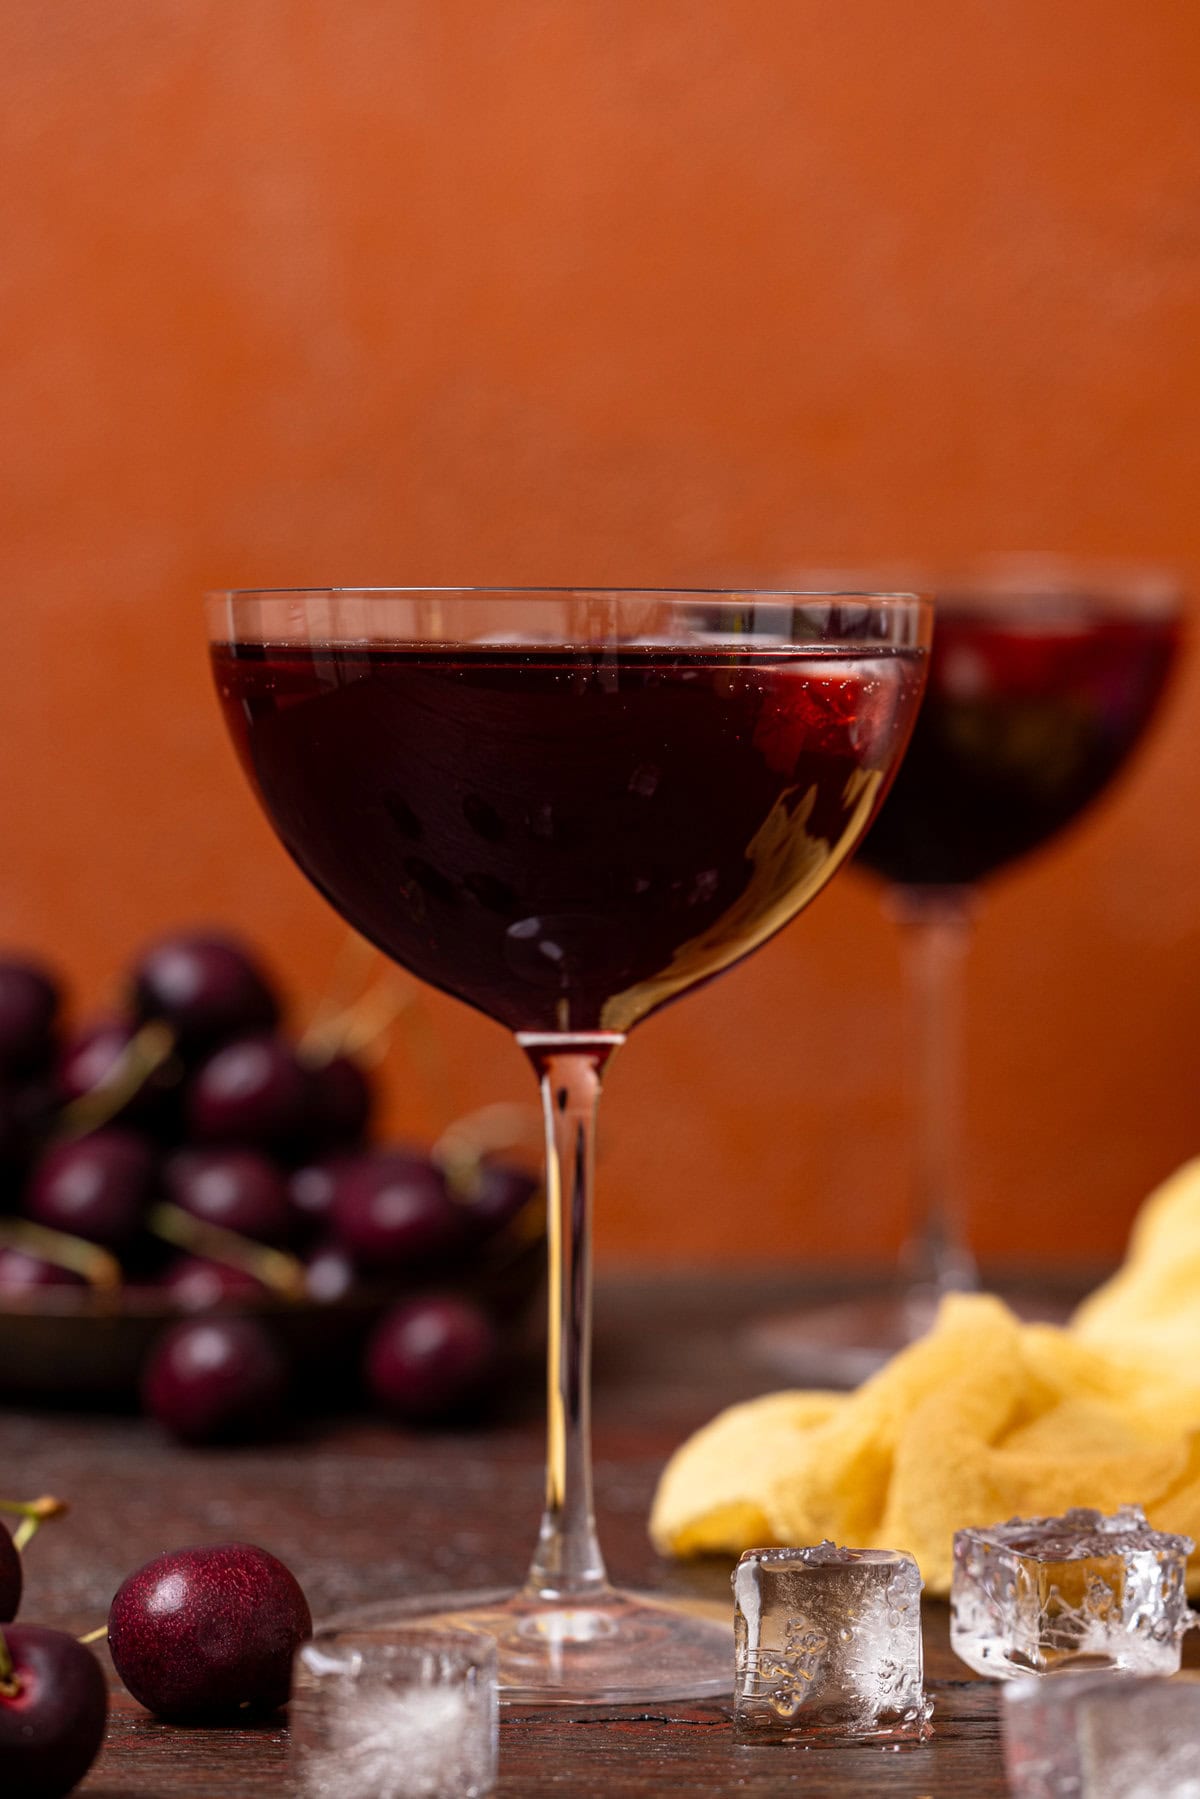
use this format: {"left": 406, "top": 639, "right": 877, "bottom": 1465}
{"left": 0, "top": 933, "right": 543, "bottom": 1439}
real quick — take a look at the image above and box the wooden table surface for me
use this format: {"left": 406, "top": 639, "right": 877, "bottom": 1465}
{"left": 4, "top": 1271, "right": 1145, "bottom": 1797}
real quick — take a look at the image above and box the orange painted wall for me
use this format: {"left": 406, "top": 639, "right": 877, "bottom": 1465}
{"left": 5, "top": 1, "right": 1200, "bottom": 1266}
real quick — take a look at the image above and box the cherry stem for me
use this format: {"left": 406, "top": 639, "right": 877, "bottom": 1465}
{"left": 77, "top": 1626, "right": 107, "bottom": 1646}
{"left": 57, "top": 1020, "right": 178, "bottom": 1140}
{"left": 0, "top": 1220, "right": 121, "bottom": 1294}
{"left": 147, "top": 1203, "right": 307, "bottom": 1301}
{"left": 433, "top": 1102, "right": 543, "bottom": 1202}
{"left": 298, "top": 934, "right": 452, "bottom": 1110}
{"left": 0, "top": 1625, "right": 16, "bottom": 1697}
{"left": 297, "top": 931, "right": 381, "bottom": 1044}
{"left": 0, "top": 1494, "right": 68, "bottom": 1555}
{"left": 299, "top": 970, "right": 415, "bottom": 1069}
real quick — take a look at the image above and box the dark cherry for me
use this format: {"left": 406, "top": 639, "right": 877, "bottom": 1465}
{"left": 142, "top": 1317, "right": 288, "bottom": 1444}
{"left": 331, "top": 1151, "right": 466, "bottom": 1275}
{"left": 0, "top": 1091, "right": 28, "bottom": 1172}
{"left": 0, "top": 1625, "right": 108, "bottom": 1799}
{"left": 57, "top": 1015, "right": 178, "bottom": 1126}
{"left": 24, "top": 1129, "right": 156, "bottom": 1250}
{"left": 0, "top": 961, "right": 60, "bottom": 1077}
{"left": 0, "top": 1083, "right": 56, "bottom": 1172}
{"left": 131, "top": 932, "right": 279, "bottom": 1050}
{"left": 364, "top": 1294, "right": 499, "bottom": 1421}
{"left": 165, "top": 1148, "right": 291, "bottom": 1245}
{"left": 57, "top": 1018, "right": 128, "bottom": 1105}
{"left": 0, "top": 1524, "right": 20, "bottom": 1622}
{"left": 159, "top": 1257, "right": 269, "bottom": 1312}
{"left": 460, "top": 1160, "right": 540, "bottom": 1240}
{"left": 107, "top": 1542, "right": 311, "bottom": 1722}
{"left": 14, "top": 1081, "right": 58, "bottom": 1146}
{"left": 305, "top": 1053, "right": 373, "bottom": 1150}
{"left": 186, "top": 1036, "right": 312, "bottom": 1150}
{"left": 0, "top": 1248, "right": 86, "bottom": 1296}
{"left": 286, "top": 1157, "right": 348, "bottom": 1240}
{"left": 304, "top": 1240, "right": 355, "bottom": 1304}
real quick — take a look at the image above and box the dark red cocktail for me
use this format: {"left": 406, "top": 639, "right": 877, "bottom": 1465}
{"left": 212, "top": 642, "right": 925, "bottom": 1036}
{"left": 857, "top": 607, "right": 1180, "bottom": 887}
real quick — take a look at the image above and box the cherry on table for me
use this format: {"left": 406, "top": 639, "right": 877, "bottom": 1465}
{"left": 107, "top": 1542, "right": 311, "bottom": 1722}
{"left": 364, "top": 1294, "right": 499, "bottom": 1422}
{"left": 186, "top": 1036, "right": 312, "bottom": 1150}
{"left": 165, "top": 1147, "right": 291, "bottom": 1245}
{"left": 0, "top": 1624, "right": 108, "bottom": 1799}
{"left": 142, "top": 1316, "right": 288, "bottom": 1443}
{"left": 24, "top": 1129, "right": 157, "bottom": 1251}
{"left": 0, "top": 960, "right": 60, "bottom": 1077}
{"left": 332, "top": 1151, "right": 466, "bottom": 1275}
{"left": 131, "top": 931, "right": 280, "bottom": 1051}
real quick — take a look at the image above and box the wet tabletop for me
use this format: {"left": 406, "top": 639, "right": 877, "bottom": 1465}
{"left": 5, "top": 1269, "right": 1145, "bottom": 1797}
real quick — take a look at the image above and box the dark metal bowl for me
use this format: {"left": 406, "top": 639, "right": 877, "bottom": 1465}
{"left": 0, "top": 1232, "right": 544, "bottom": 1404}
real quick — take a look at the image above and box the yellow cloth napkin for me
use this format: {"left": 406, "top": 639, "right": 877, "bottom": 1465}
{"left": 650, "top": 1158, "right": 1200, "bottom": 1595}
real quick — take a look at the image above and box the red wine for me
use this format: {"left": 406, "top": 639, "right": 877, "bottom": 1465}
{"left": 213, "top": 643, "right": 925, "bottom": 1034}
{"left": 856, "top": 610, "right": 1179, "bottom": 888}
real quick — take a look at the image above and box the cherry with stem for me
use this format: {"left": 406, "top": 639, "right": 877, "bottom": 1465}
{"left": 0, "top": 1494, "right": 68, "bottom": 1626}
{"left": 0, "top": 1494, "right": 68, "bottom": 1556}
{"left": 0, "top": 1619, "right": 109, "bottom": 1797}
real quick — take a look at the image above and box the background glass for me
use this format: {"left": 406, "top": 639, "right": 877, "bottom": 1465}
{"left": 756, "top": 560, "right": 1183, "bottom": 1382}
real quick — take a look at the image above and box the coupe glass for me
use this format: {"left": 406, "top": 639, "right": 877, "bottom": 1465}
{"left": 205, "top": 586, "right": 931, "bottom": 1704}
{"left": 753, "top": 559, "right": 1183, "bottom": 1383}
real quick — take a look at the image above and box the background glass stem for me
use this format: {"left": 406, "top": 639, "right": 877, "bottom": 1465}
{"left": 518, "top": 1034, "right": 624, "bottom": 1603}
{"left": 891, "top": 889, "right": 978, "bottom": 1310}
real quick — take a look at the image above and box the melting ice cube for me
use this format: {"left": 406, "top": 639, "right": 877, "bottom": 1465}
{"left": 290, "top": 1629, "right": 497, "bottom": 1799}
{"left": 951, "top": 1505, "right": 1193, "bottom": 1679}
{"left": 1003, "top": 1670, "right": 1200, "bottom": 1799}
{"left": 732, "top": 1541, "right": 933, "bottom": 1744}
{"left": 1077, "top": 1674, "right": 1200, "bottom": 1798}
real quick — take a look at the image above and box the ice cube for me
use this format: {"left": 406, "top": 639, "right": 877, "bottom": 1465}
{"left": 951, "top": 1505, "right": 1193, "bottom": 1679}
{"left": 1003, "top": 1670, "right": 1121, "bottom": 1797}
{"left": 290, "top": 1627, "right": 497, "bottom": 1799}
{"left": 1003, "top": 1672, "right": 1200, "bottom": 1799}
{"left": 732, "top": 1541, "right": 933, "bottom": 1744}
{"left": 1077, "top": 1675, "right": 1200, "bottom": 1799}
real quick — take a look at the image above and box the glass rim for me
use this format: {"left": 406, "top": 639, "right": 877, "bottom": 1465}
{"left": 779, "top": 557, "right": 1186, "bottom": 616}
{"left": 205, "top": 587, "right": 934, "bottom": 652}
{"left": 931, "top": 558, "right": 1184, "bottom": 617}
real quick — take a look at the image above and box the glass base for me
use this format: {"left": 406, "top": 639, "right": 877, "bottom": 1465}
{"left": 745, "top": 1293, "right": 916, "bottom": 1386}
{"left": 325, "top": 1585, "right": 733, "bottom": 1706}
{"left": 746, "top": 1289, "right": 1075, "bottom": 1388}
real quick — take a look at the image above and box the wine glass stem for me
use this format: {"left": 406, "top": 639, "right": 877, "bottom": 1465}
{"left": 517, "top": 1032, "right": 625, "bottom": 1603}
{"left": 891, "top": 889, "right": 978, "bottom": 1298}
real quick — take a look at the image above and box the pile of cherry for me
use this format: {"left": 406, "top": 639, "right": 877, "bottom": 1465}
{"left": 1, "top": 1495, "right": 313, "bottom": 1798}
{"left": 0, "top": 932, "right": 540, "bottom": 1441}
